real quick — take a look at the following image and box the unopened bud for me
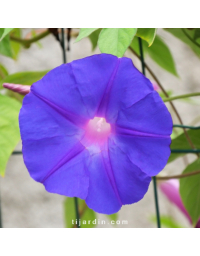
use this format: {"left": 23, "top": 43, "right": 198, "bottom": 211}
{"left": 3, "top": 83, "right": 30, "bottom": 95}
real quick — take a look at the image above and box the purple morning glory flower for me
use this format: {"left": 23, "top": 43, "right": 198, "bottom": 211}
{"left": 19, "top": 54, "right": 172, "bottom": 214}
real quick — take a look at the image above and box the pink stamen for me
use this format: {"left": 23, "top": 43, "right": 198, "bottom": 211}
{"left": 84, "top": 117, "right": 111, "bottom": 146}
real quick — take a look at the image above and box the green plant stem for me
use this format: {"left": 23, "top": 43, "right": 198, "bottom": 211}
{"left": 163, "top": 92, "right": 200, "bottom": 102}
{"left": 138, "top": 37, "right": 161, "bottom": 228}
{"left": 10, "top": 30, "right": 50, "bottom": 48}
{"left": 156, "top": 169, "right": 200, "bottom": 180}
{"left": 74, "top": 197, "right": 80, "bottom": 228}
{"left": 152, "top": 177, "right": 161, "bottom": 228}
{"left": 72, "top": 201, "right": 87, "bottom": 228}
{"left": 129, "top": 46, "right": 196, "bottom": 152}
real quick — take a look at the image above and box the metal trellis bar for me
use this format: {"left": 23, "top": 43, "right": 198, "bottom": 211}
{"left": 138, "top": 37, "right": 161, "bottom": 228}
{"left": 60, "top": 28, "right": 80, "bottom": 228}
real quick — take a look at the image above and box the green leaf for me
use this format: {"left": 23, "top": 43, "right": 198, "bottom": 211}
{"left": 129, "top": 35, "right": 178, "bottom": 76}
{"left": 150, "top": 215, "right": 184, "bottom": 228}
{"left": 0, "top": 70, "right": 49, "bottom": 89}
{"left": 0, "top": 94, "right": 21, "bottom": 176}
{"left": 0, "top": 28, "right": 13, "bottom": 41}
{"left": 88, "top": 28, "right": 102, "bottom": 50}
{"left": 10, "top": 28, "right": 21, "bottom": 60}
{"left": 75, "top": 28, "right": 98, "bottom": 42}
{"left": 136, "top": 28, "right": 157, "bottom": 46}
{"left": 147, "top": 35, "right": 178, "bottom": 76}
{"left": 180, "top": 159, "right": 200, "bottom": 225}
{"left": 0, "top": 28, "right": 13, "bottom": 58}
{"left": 169, "top": 129, "right": 200, "bottom": 163}
{"left": 0, "top": 64, "right": 9, "bottom": 80}
{"left": 98, "top": 28, "right": 137, "bottom": 57}
{"left": 193, "top": 28, "right": 200, "bottom": 41}
{"left": 164, "top": 28, "right": 200, "bottom": 58}
{"left": 64, "top": 197, "right": 97, "bottom": 228}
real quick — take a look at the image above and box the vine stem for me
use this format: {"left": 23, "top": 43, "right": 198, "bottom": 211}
{"left": 138, "top": 37, "right": 161, "bottom": 228}
{"left": 10, "top": 30, "right": 50, "bottom": 48}
{"left": 156, "top": 169, "right": 200, "bottom": 180}
{"left": 129, "top": 46, "right": 196, "bottom": 152}
{"left": 163, "top": 92, "right": 200, "bottom": 102}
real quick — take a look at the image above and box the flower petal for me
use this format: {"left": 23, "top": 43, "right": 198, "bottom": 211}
{"left": 104, "top": 57, "right": 154, "bottom": 123}
{"left": 85, "top": 150, "right": 122, "bottom": 214}
{"left": 110, "top": 134, "right": 171, "bottom": 176}
{"left": 19, "top": 93, "right": 89, "bottom": 198}
{"left": 115, "top": 91, "right": 173, "bottom": 136}
{"left": 85, "top": 138, "right": 151, "bottom": 214}
{"left": 43, "top": 147, "right": 90, "bottom": 199}
{"left": 108, "top": 137, "right": 152, "bottom": 204}
{"left": 31, "top": 54, "right": 119, "bottom": 123}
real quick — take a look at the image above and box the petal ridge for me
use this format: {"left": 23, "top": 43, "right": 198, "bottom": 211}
{"left": 108, "top": 137, "right": 152, "bottom": 205}
{"left": 31, "top": 90, "right": 87, "bottom": 127}
{"left": 114, "top": 126, "right": 170, "bottom": 139}
{"left": 110, "top": 134, "right": 171, "bottom": 176}
{"left": 41, "top": 142, "right": 85, "bottom": 183}
{"left": 116, "top": 91, "right": 173, "bottom": 136}
{"left": 100, "top": 149, "right": 122, "bottom": 205}
{"left": 97, "top": 58, "right": 121, "bottom": 117}
{"left": 69, "top": 63, "right": 91, "bottom": 118}
{"left": 110, "top": 137, "right": 151, "bottom": 178}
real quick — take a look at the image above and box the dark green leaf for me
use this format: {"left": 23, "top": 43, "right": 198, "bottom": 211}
{"left": 147, "top": 35, "right": 178, "bottom": 76}
{"left": 193, "top": 29, "right": 200, "bottom": 41}
{"left": 165, "top": 28, "right": 200, "bottom": 57}
{"left": 180, "top": 159, "right": 200, "bottom": 225}
{"left": 75, "top": 28, "right": 98, "bottom": 42}
{"left": 0, "top": 70, "right": 49, "bottom": 89}
{"left": 0, "top": 94, "right": 21, "bottom": 176}
{"left": 136, "top": 28, "right": 157, "bottom": 46}
{"left": 0, "top": 28, "right": 13, "bottom": 58}
{"left": 98, "top": 28, "right": 137, "bottom": 57}
{"left": 0, "top": 28, "right": 13, "bottom": 41}
{"left": 10, "top": 28, "right": 21, "bottom": 60}
{"left": 64, "top": 197, "right": 96, "bottom": 228}
{"left": 0, "top": 64, "right": 9, "bottom": 80}
{"left": 130, "top": 35, "right": 178, "bottom": 76}
{"left": 169, "top": 129, "right": 200, "bottom": 163}
{"left": 88, "top": 28, "right": 101, "bottom": 50}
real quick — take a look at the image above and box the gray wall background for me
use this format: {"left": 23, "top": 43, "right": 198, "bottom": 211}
{"left": 0, "top": 28, "right": 199, "bottom": 228}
